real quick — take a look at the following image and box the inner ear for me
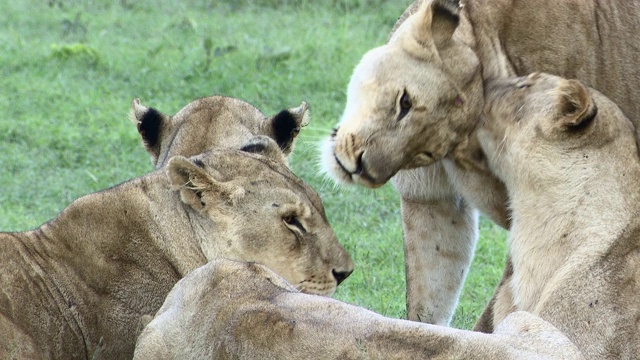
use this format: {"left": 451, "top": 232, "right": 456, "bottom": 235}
{"left": 411, "top": 0, "right": 461, "bottom": 49}
{"left": 431, "top": 0, "right": 461, "bottom": 47}
{"left": 558, "top": 79, "right": 597, "bottom": 130}
{"left": 167, "top": 156, "right": 216, "bottom": 212}
{"left": 567, "top": 102, "right": 598, "bottom": 132}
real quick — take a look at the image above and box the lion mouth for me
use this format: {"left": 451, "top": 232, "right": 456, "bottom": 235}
{"left": 333, "top": 154, "right": 349, "bottom": 174}
{"left": 333, "top": 153, "right": 385, "bottom": 188}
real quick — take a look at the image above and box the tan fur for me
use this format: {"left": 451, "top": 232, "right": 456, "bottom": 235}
{"left": 133, "top": 259, "right": 583, "bottom": 360}
{"left": 0, "top": 137, "right": 353, "bottom": 359}
{"left": 130, "top": 96, "right": 309, "bottom": 168}
{"left": 478, "top": 72, "right": 640, "bottom": 359}
{"left": 321, "top": 0, "right": 640, "bottom": 325}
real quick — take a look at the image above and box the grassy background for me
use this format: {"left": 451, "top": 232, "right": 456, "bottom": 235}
{"left": 0, "top": 0, "right": 507, "bottom": 329}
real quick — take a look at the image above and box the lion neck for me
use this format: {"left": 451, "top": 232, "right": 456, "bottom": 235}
{"left": 462, "top": 1, "right": 517, "bottom": 80}
{"left": 506, "top": 147, "right": 640, "bottom": 313}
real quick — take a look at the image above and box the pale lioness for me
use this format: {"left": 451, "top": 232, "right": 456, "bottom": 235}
{"left": 477, "top": 72, "right": 640, "bottom": 358}
{"left": 321, "top": 0, "right": 640, "bottom": 326}
{"left": 0, "top": 136, "right": 353, "bottom": 360}
{"left": 130, "top": 96, "right": 309, "bottom": 168}
{"left": 133, "top": 259, "right": 583, "bottom": 360}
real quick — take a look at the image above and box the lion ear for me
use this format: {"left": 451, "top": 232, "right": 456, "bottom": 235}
{"left": 130, "top": 98, "right": 172, "bottom": 166}
{"left": 240, "top": 136, "right": 288, "bottom": 164}
{"left": 167, "top": 156, "right": 231, "bottom": 212}
{"left": 556, "top": 79, "right": 598, "bottom": 131}
{"left": 412, "top": 0, "right": 461, "bottom": 49}
{"left": 262, "top": 102, "right": 310, "bottom": 155}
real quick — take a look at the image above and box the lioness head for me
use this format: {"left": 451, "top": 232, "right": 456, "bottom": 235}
{"left": 322, "top": 0, "right": 482, "bottom": 187}
{"left": 478, "top": 72, "right": 638, "bottom": 186}
{"left": 167, "top": 136, "right": 353, "bottom": 296}
{"left": 131, "top": 96, "right": 309, "bottom": 168}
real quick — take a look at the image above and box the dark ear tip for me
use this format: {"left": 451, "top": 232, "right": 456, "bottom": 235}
{"left": 138, "top": 107, "right": 164, "bottom": 148}
{"left": 271, "top": 110, "right": 299, "bottom": 150}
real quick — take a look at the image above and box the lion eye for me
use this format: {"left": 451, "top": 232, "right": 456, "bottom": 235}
{"left": 283, "top": 214, "right": 307, "bottom": 234}
{"left": 397, "top": 90, "right": 412, "bottom": 121}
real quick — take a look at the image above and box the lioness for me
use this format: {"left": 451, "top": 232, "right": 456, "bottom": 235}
{"left": 321, "top": 0, "right": 640, "bottom": 325}
{"left": 0, "top": 136, "right": 353, "bottom": 359}
{"left": 133, "top": 259, "right": 583, "bottom": 360}
{"left": 130, "top": 96, "right": 309, "bottom": 168}
{"left": 476, "top": 72, "right": 640, "bottom": 359}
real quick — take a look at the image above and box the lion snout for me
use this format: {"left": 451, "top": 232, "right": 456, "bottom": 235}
{"left": 323, "top": 129, "right": 393, "bottom": 188}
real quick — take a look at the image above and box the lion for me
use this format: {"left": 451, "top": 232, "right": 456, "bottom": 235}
{"left": 0, "top": 136, "right": 353, "bottom": 360}
{"left": 477, "top": 72, "right": 640, "bottom": 358}
{"left": 130, "top": 96, "right": 309, "bottom": 168}
{"left": 133, "top": 258, "right": 583, "bottom": 360}
{"left": 321, "top": 0, "right": 640, "bottom": 326}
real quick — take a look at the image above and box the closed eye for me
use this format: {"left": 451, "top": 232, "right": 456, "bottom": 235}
{"left": 283, "top": 214, "right": 307, "bottom": 234}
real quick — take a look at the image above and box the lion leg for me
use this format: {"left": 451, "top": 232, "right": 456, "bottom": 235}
{"left": 394, "top": 165, "right": 478, "bottom": 325}
{"left": 400, "top": 195, "right": 478, "bottom": 325}
{"left": 473, "top": 257, "right": 514, "bottom": 333}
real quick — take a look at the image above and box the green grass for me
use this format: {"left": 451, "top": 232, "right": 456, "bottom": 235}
{"left": 0, "top": 0, "right": 507, "bottom": 329}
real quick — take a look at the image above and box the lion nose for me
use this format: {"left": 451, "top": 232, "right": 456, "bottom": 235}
{"left": 332, "top": 269, "right": 353, "bottom": 285}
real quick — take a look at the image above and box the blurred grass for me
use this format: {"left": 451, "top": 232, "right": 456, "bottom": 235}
{"left": 0, "top": 0, "right": 507, "bottom": 329}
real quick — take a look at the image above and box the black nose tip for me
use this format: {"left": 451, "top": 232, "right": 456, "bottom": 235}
{"left": 332, "top": 269, "right": 353, "bottom": 285}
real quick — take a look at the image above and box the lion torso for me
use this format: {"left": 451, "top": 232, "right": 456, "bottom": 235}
{"left": 134, "top": 259, "right": 583, "bottom": 360}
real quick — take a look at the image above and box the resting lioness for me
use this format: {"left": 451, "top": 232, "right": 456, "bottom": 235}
{"left": 322, "top": 0, "right": 640, "bottom": 326}
{"left": 133, "top": 259, "right": 583, "bottom": 360}
{"left": 477, "top": 72, "right": 640, "bottom": 358}
{"left": 0, "top": 136, "right": 353, "bottom": 360}
{"left": 130, "top": 96, "right": 309, "bottom": 168}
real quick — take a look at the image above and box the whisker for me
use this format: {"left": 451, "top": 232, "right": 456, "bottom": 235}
{"left": 491, "top": 132, "right": 509, "bottom": 165}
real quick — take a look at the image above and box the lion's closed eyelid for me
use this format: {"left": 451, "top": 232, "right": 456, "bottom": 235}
{"left": 282, "top": 213, "right": 307, "bottom": 234}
